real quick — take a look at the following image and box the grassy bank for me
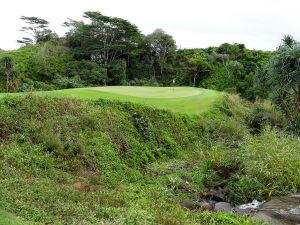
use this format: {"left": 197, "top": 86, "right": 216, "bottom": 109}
{"left": 0, "top": 94, "right": 298, "bottom": 224}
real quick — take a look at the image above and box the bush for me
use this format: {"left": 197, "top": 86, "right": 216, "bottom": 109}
{"left": 238, "top": 130, "right": 300, "bottom": 199}
{"left": 20, "top": 80, "right": 55, "bottom": 91}
{"left": 65, "top": 60, "right": 107, "bottom": 86}
{"left": 227, "top": 174, "right": 264, "bottom": 204}
{"left": 247, "top": 101, "right": 287, "bottom": 133}
{"left": 53, "top": 75, "right": 84, "bottom": 89}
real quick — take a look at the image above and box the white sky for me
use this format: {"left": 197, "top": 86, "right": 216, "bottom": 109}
{"left": 1, "top": 0, "right": 300, "bottom": 51}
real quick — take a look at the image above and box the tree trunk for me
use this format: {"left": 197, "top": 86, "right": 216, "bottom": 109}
{"left": 6, "top": 72, "right": 9, "bottom": 93}
{"left": 297, "top": 85, "right": 300, "bottom": 115}
{"left": 279, "top": 91, "right": 293, "bottom": 122}
{"left": 193, "top": 74, "right": 197, "bottom": 87}
{"left": 160, "top": 64, "right": 163, "bottom": 75}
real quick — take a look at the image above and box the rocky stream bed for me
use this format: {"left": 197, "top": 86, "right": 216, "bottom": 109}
{"left": 180, "top": 190, "right": 300, "bottom": 224}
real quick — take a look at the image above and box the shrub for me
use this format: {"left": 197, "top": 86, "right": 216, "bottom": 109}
{"left": 240, "top": 129, "right": 300, "bottom": 199}
{"left": 53, "top": 75, "right": 84, "bottom": 89}
{"left": 247, "top": 101, "right": 287, "bottom": 133}
{"left": 227, "top": 174, "right": 264, "bottom": 204}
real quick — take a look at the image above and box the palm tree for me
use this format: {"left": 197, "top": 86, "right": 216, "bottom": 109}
{"left": 258, "top": 35, "right": 300, "bottom": 128}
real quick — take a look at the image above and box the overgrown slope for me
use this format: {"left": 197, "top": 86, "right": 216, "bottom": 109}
{"left": 0, "top": 94, "right": 299, "bottom": 224}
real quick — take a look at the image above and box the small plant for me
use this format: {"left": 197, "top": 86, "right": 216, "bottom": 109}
{"left": 132, "top": 112, "right": 152, "bottom": 140}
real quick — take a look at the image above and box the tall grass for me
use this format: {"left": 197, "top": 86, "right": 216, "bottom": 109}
{"left": 0, "top": 94, "right": 297, "bottom": 224}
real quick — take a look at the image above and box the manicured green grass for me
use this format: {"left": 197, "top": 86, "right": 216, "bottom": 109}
{"left": 0, "top": 86, "right": 222, "bottom": 115}
{"left": 0, "top": 210, "right": 35, "bottom": 225}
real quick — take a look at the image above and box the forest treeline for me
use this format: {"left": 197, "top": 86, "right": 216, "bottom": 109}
{"left": 1, "top": 12, "right": 299, "bottom": 131}
{"left": 0, "top": 12, "right": 272, "bottom": 100}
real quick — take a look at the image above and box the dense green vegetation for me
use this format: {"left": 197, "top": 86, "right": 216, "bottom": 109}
{"left": 0, "top": 86, "right": 222, "bottom": 115}
{"left": 0, "top": 11, "right": 272, "bottom": 102}
{"left": 258, "top": 35, "right": 300, "bottom": 132}
{"left": 1, "top": 8, "right": 300, "bottom": 225}
{"left": 0, "top": 93, "right": 298, "bottom": 224}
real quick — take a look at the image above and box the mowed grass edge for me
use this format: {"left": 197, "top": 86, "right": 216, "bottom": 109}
{"left": 0, "top": 210, "right": 37, "bottom": 225}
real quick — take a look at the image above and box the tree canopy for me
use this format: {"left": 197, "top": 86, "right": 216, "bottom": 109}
{"left": 17, "top": 16, "right": 57, "bottom": 45}
{"left": 0, "top": 11, "right": 273, "bottom": 102}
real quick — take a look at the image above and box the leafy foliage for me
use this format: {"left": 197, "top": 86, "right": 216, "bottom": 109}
{"left": 17, "top": 16, "right": 57, "bottom": 45}
{"left": 257, "top": 35, "right": 300, "bottom": 132}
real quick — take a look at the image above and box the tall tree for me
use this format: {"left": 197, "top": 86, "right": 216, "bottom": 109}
{"left": 65, "top": 12, "right": 143, "bottom": 85}
{"left": 65, "top": 11, "right": 142, "bottom": 67}
{"left": 189, "top": 54, "right": 211, "bottom": 87}
{"left": 145, "top": 29, "right": 176, "bottom": 77}
{"left": 17, "top": 16, "right": 56, "bottom": 45}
